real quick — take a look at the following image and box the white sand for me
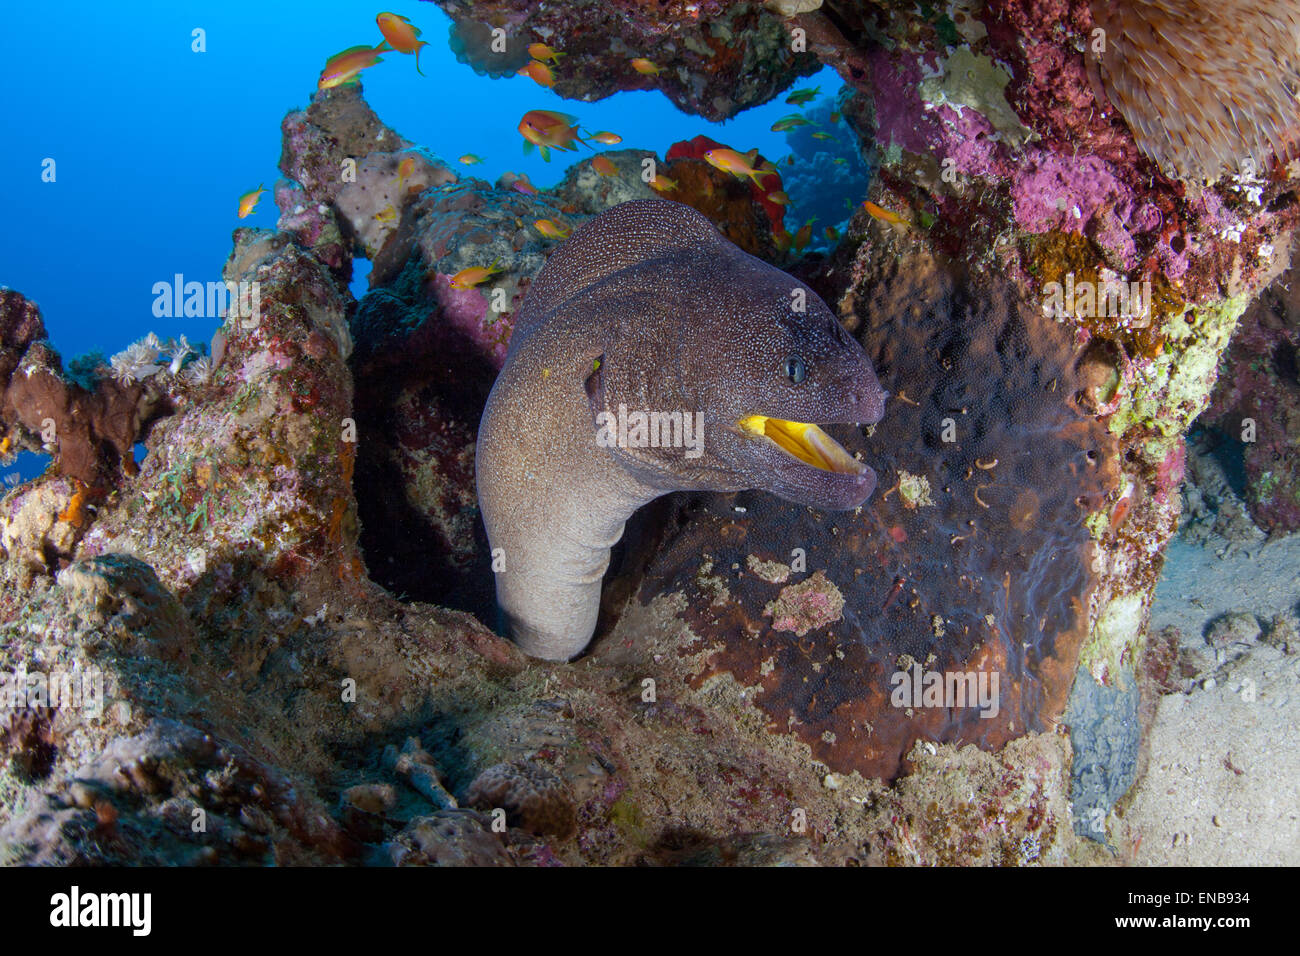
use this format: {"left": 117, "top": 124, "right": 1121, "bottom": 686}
{"left": 1123, "top": 534, "right": 1300, "bottom": 865}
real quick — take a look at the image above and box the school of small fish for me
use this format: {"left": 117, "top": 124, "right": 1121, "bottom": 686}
{"left": 238, "top": 12, "right": 858, "bottom": 273}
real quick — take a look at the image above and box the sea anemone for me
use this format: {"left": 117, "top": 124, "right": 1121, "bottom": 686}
{"left": 1088, "top": 0, "right": 1300, "bottom": 182}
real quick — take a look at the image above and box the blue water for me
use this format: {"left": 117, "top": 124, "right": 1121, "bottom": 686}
{"left": 0, "top": 1, "right": 842, "bottom": 483}
{"left": 2, "top": 1, "right": 838, "bottom": 357}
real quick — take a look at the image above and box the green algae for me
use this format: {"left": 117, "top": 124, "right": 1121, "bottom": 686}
{"left": 1107, "top": 293, "right": 1249, "bottom": 459}
{"left": 1078, "top": 591, "right": 1144, "bottom": 686}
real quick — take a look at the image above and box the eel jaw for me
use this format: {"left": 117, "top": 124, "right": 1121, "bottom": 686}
{"left": 737, "top": 414, "right": 868, "bottom": 476}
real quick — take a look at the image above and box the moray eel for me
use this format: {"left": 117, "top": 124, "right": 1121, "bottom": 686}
{"left": 476, "top": 200, "right": 886, "bottom": 660}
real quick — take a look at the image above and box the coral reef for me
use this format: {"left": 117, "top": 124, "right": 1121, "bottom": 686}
{"left": 0, "top": 290, "right": 170, "bottom": 491}
{"left": 282, "top": 88, "right": 576, "bottom": 615}
{"left": 663, "top": 135, "right": 785, "bottom": 258}
{"left": 437, "top": 0, "right": 821, "bottom": 120}
{"left": 1087, "top": 0, "right": 1300, "bottom": 182}
{"left": 1204, "top": 246, "right": 1300, "bottom": 533}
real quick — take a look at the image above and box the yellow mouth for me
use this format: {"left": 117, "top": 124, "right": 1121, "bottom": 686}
{"left": 737, "top": 415, "right": 866, "bottom": 475}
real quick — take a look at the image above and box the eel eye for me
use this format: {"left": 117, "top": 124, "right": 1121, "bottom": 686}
{"left": 784, "top": 355, "right": 807, "bottom": 385}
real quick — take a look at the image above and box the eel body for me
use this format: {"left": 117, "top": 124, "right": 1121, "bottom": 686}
{"left": 476, "top": 200, "right": 886, "bottom": 660}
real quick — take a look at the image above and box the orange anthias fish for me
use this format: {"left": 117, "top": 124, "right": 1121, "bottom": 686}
{"left": 862, "top": 200, "right": 909, "bottom": 226}
{"left": 518, "top": 110, "right": 583, "bottom": 161}
{"left": 376, "top": 13, "right": 429, "bottom": 75}
{"left": 649, "top": 173, "right": 678, "bottom": 192}
{"left": 318, "top": 43, "right": 389, "bottom": 89}
{"left": 793, "top": 218, "right": 817, "bottom": 252}
{"left": 459, "top": 153, "right": 485, "bottom": 165}
{"left": 703, "top": 148, "right": 778, "bottom": 187}
{"left": 766, "top": 190, "right": 791, "bottom": 205}
{"left": 630, "top": 57, "right": 662, "bottom": 75}
{"left": 528, "top": 42, "right": 563, "bottom": 64}
{"left": 591, "top": 155, "right": 617, "bottom": 176}
{"left": 449, "top": 258, "right": 502, "bottom": 291}
{"left": 509, "top": 172, "right": 539, "bottom": 195}
{"left": 588, "top": 130, "right": 622, "bottom": 145}
{"left": 534, "top": 219, "right": 572, "bottom": 239}
{"left": 517, "top": 60, "right": 555, "bottom": 87}
{"left": 237, "top": 184, "right": 265, "bottom": 218}
{"left": 397, "top": 156, "right": 416, "bottom": 184}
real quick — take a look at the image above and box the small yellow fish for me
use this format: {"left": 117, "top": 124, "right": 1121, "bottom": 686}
{"left": 630, "top": 57, "right": 662, "bottom": 75}
{"left": 793, "top": 218, "right": 816, "bottom": 252}
{"left": 459, "top": 153, "right": 484, "bottom": 165}
{"left": 588, "top": 130, "right": 622, "bottom": 145}
{"left": 237, "top": 184, "right": 265, "bottom": 219}
{"left": 766, "top": 190, "right": 790, "bottom": 205}
{"left": 528, "top": 42, "right": 563, "bottom": 64}
{"left": 771, "top": 115, "right": 810, "bottom": 133}
{"left": 649, "top": 173, "right": 678, "bottom": 192}
{"left": 591, "top": 155, "right": 618, "bottom": 177}
{"left": 375, "top": 204, "right": 398, "bottom": 224}
{"left": 376, "top": 13, "right": 428, "bottom": 75}
{"left": 449, "top": 258, "right": 502, "bottom": 291}
{"left": 785, "top": 85, "right": 820, "bottom": 106}
{"left": 318, "top": 43, "right": 388, "bottom": 90}
{"left": 772, "top": 228, "right": 792, "bottom": 253}
{"left": 534, "top": 218, "right": 572, "bottom": 239}
{"left": 832, "top": 157, "right": 848, "bottom": 165}
{"left": 517, "top": 60, "right": 555, "bottom": 87}
{"left": 398, "top": 156, "right": 416, "bottom": 181}
{"left": 811, "top": 131, "right": 835, "bottom": 141}
{"left": 703, "top": 148, "right": 778, "bottom": 187}
{"left": 862, "top": 200, "right": 908, "bottom": 225}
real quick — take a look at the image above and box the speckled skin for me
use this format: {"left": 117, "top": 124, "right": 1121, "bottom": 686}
{"left": 476, "top": 200, "right": 885, "bottom": 660}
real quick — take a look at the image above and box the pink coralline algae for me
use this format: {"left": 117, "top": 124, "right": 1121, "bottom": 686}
{"left": 868, "top": 50, "right": 940, "bottom": 159}
{"left": 1153, "top": 441, "right": 1186, "bottom": 506}
{"left": 763, "top": 571, "right": 846, "bottom": 637}
{"left": 1010, "top": 156, "right": 1127, "bottom": 234}
{"left": 429, "top": 274, "right": 508, "bottom": 370}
